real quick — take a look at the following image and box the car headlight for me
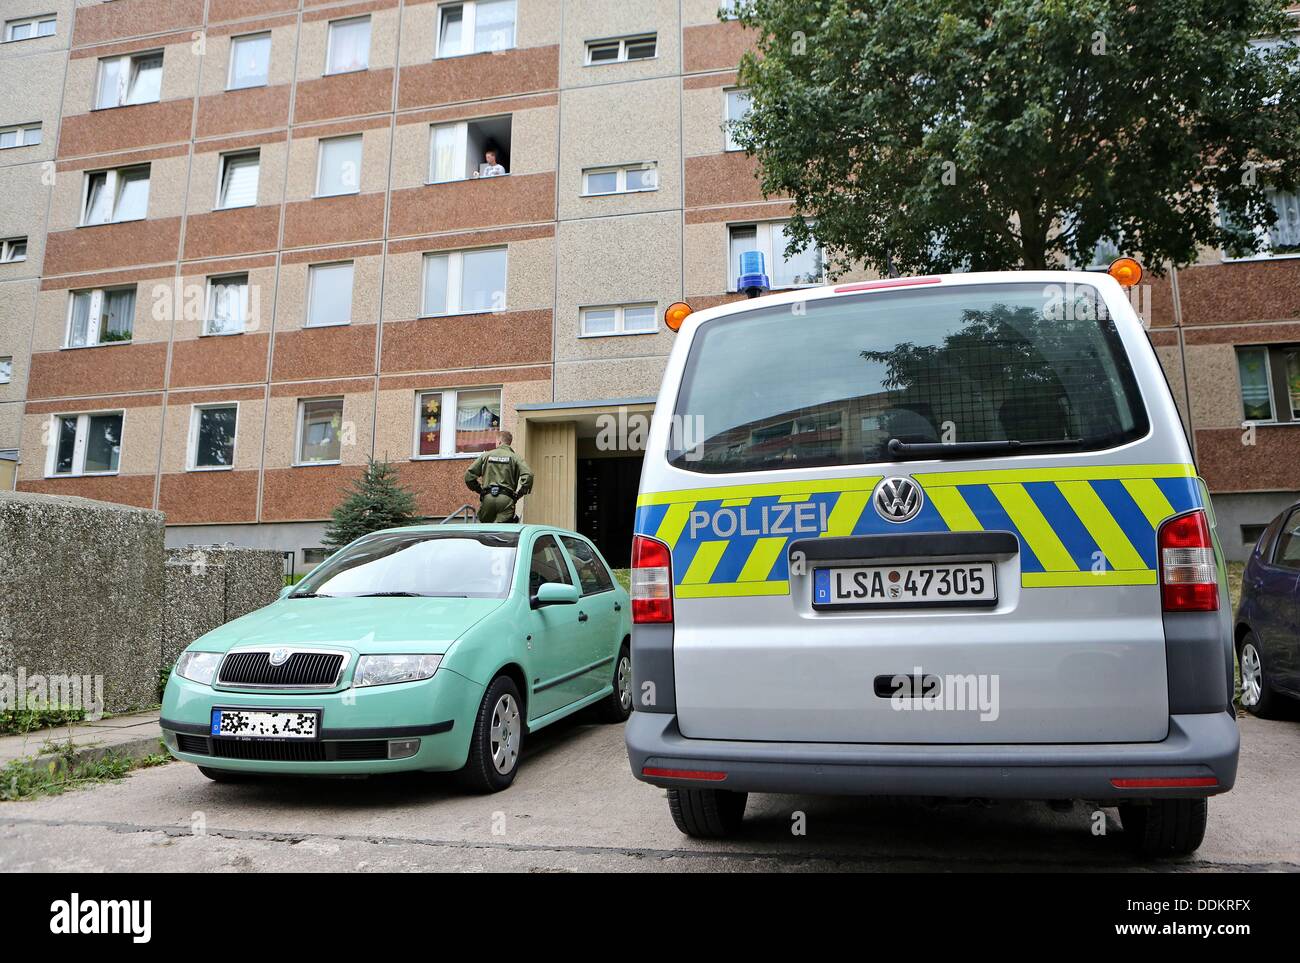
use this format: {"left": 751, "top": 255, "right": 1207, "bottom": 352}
{"left": 175, "top": 651, "right": 223, "bottom": 686}
{"left": 353, "top": 654, "right": 442, "bottom": 688}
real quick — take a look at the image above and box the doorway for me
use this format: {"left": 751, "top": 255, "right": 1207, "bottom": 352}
{"left": 577, "top": 455, "right": 642, "bottom": 567}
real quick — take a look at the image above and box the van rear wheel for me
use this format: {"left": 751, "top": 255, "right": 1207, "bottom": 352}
{"left": 667, "top": 787, "right": 747, "bottom": 839}
{"left": 1119, "top": 797, "right": 1208, "bottom": 858}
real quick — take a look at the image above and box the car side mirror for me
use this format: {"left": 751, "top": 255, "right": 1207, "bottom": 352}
{"left": 532, "top": 582, "right": 579, "bottom": 608}
{"left": 279, "top": 585, "right": 293, "bottom": 599}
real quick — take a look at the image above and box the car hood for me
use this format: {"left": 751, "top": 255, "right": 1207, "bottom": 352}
{"left": 186, "top": 596, "right": 508, "bottom": 654}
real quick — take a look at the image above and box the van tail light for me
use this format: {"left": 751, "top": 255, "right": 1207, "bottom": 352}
{"left": 631, "top": 534, "right": 673, "bottom": 624}
{"left": 1158, "top": 510, "right": 1219, "bottom": 612}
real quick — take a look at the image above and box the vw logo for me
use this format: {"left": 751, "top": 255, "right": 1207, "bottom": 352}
{"left": 874, "top": 476, "right": 923, "bottom": 523}
{"left": 268, "top": 648, "right": 292, "bottom": 666}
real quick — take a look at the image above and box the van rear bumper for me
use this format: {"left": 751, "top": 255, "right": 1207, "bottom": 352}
{"left": 626, "top": 711, "right": 1239, "bottom": 800}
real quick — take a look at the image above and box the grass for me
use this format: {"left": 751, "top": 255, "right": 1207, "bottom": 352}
{"left": 0, "top": 742, "right": 171, "bottom": 802}
{"left": 0, "top": 704, "right": 87, "bottom": 736}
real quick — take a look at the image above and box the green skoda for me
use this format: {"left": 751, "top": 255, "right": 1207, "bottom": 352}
{"left": 161, "top": 525, "right": 632, "bottom": 791}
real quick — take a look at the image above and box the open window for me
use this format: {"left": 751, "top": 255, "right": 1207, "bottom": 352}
{"left": 0, "top": 237, "right": 25, "bottom": 263}
{"left": 296, "top": 397, "right": 345, "bottom": 465}
{"left": 218, "top": 151, "right": 260, "bottom": 209}
{"left": 48, "top": 412, "right": 123, "bottom": 477}
{"left": 82, "top": 165, "right": 150, "bottom": 225}
{"left": 205, "top": 274, "right": 250, "bottom": 336}
{"left": 437, "top": 1, "right": 516, "bottom": 57}
{"left": 96, "top": 50, "right": 163, "bottom": 109}
{"left": 430, "top": 115, "right": 512, "bottom": 183}
{"left": 67, "top": 287, "right": 136, "bottom": 347}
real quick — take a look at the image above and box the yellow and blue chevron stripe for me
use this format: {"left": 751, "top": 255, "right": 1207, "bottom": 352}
{"left": 633, "top": 464, "right": 1202, "bottom": 599}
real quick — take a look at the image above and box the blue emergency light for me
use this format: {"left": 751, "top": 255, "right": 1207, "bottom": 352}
{"left": 737, "top": 250, "right": 770, "bottom": 297}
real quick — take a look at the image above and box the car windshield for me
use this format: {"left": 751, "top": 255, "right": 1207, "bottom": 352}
{"left": 668, "top": 282, "right": 1148, "bottom": 472}
{"left": 292, "top": 531, "right": 518, "bottom": 599}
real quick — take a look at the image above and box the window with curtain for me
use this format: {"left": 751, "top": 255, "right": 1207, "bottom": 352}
{"left": 431, "top": 122, "right": 467, "bottom": 183}
{"left": 68, "top": 288, "right": 136, "bottom": 347}
{"left": 307, "top": 262, "right": 355, "bottom": 326}
{"left": 327, "top": 17, "right": 371, "bottom": 73}
{"left": 415, "top": 388, "right": 501, "bottom": 456}
{"left": 97, "top": 52, "right": 162, "bottom": 108}
{"left": 206, "top": 275, "right": 249, "bottom": 336}
{"left": 317, "top": 135, "right": 362, "bottom": 196}
{"left": 298, "top": 398, "right": 345, "bottom": 463}
{"left": 228, "top": 32, "right": 271, "bottom": 90}
{"left": 192, "top": 405, "right": 237, "bottom": 469}
{"left": 84, "top": 167, "right": 150, "bottom": 224}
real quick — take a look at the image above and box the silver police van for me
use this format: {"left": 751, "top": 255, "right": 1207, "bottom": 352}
{"left": 626, "top": 268, "right": 1239, "bottom": 858}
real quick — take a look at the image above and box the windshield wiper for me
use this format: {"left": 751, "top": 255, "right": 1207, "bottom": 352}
{"left": 886, "top": 438, "right": 1084, "bottom": 459}
{"left": 288, "top": 591, "right": 333, "bottom": 598}
{"left": 354, "top": 591, "right": 431, "bottom": 598}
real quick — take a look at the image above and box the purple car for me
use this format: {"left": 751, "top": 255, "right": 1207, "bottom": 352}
{"left": 1235, "top": 504, "right": 1300, "bottom": 717}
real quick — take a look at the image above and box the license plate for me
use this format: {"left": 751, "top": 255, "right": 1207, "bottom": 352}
{"left": 210, "top": 708, "right": 320, "bottom": 740}
{"left": 813, "top": 562, "right": 997, "bottom": 609}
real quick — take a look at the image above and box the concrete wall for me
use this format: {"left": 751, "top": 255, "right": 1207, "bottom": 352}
{"left": 0, "top": 490, "right": 163, "bottom": 712}
{"left": 162, "top": 545, "right": 284, "bottom": 666}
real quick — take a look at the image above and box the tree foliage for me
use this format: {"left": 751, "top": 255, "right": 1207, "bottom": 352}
{"left": 732, "top": 0, "right": 1300, "bottom": 274}
{"left": 322, "top": 457, "right": 422, "bottom": 550}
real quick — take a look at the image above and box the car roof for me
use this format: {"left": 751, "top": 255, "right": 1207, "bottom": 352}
{"left": 364, "top": 522, "right": 583, "bottom": 539}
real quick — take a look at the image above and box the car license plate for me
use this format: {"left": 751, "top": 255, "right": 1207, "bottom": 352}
{"left": 813, "top": 562, "right": 997, "bottom": 609}
{"left": 210, "top": 708, "right": 320, "bottom": 740}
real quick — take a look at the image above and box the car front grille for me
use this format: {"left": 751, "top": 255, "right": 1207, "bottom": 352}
{"left": 188, "top": 738, "right": 390, "bottom": 762}
{"left": 217, "top": 650, "right": 345, "bottom": 688}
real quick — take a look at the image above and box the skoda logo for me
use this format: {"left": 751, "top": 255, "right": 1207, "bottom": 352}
{"left": 268, "top": 648, "right": 292, "bottom": 666}
{"left": 874, "top": 476, "right": 923, "bottom": 523}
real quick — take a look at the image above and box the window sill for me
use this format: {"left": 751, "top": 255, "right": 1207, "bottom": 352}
{"left": 418, "top": 308, "right": 508, "bottom": 320}
{"left": 411, "top": 453, "right": 478, "bottom": 462}
{"left": 0, "top": 144, "right": 40, "bottom": 151}
{"left": 187, "top": 465, "right": 235, "bottom": 473}
{"left": 226, "top": 82, "right": 269, "bottom": 92}
{"left": 323, "top": 67, "right": 370, "bottom": 77}
{"left": 311, "top": 190, "right": 361, "bottom": 200}
{"left": 1220, "top": 252, "right": 1300, "bottom": 264}
{"left": 303, "top": 320, "right": 352, "bottom": 329}
{"left": 293, "top": 460, "right": 342, "bottom": 468}
{"left": 425, "top": 173, "right": 512, "bottom": 186}
{"left": 78, "top": 217, "right": 147, "bottom": 229}
{"left": 61, "top": 340, "right": 133, "bottom": 351}
{"left": 90, "top": 100, "right": 162, "bottom": 112}
{"left": 581, "top": 188, "right": 659, "bottom": 198}
{"left": 578, "top": 329, "right": 659, "bottom": 339}
{"left": 214, "top": 202, "right": 256, "bottom": 212}
{"left": 1240, "top": 419, "right": 1300, "bottom": 428}
{"left": 584, "top": 56, "right": 660, "bottom": 67}
{"left": 200, "top": 329, "right": 245, "bottom": 338}
{"left": 47, "top": 471, "right": 119, "bottom": 479}
{"left": 0, "top": 258, "right": 27, "bottom": 265}
{"left": 434, "top": 47, "right": 519, "bottom": 61}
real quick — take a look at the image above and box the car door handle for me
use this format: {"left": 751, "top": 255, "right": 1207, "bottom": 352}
{"left": 613, "top": 602, "right": 622, "bottom": 612}
{"left": 578, "top": 611, "right": 588, "bottom": 622}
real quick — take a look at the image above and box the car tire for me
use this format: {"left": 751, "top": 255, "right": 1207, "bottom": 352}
{"left": 1237, "top": 632, "right": 1282, "bottom": 718}
{"left": 1119, "top": 798, "right": 1208, "bottom": 858}
{"left": 594, "top": 643, "right": 632, "bottom": 723}
{"left": 667, "top": 787, "right": 748, "bottom": 839}
{"left": 198, "top": 766, "right": 251, "bottom": 783}
{"left": 458, "top": 675, "right": 525, "bottom": 794}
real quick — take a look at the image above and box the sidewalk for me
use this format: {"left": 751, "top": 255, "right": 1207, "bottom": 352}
{"left": 0, "top": 710, "right": 162, "bottom": 770}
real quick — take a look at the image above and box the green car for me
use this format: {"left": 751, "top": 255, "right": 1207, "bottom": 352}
{"left": 161, "top": 524, "right": 632, "bottom": 791}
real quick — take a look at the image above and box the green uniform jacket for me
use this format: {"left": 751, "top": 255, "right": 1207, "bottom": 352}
{"left": 464, "top": 444, "right": 534, "bottom": 522}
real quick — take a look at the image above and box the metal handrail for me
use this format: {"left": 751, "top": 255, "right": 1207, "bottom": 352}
{"left": 441, "top": 504, "right": 478, "bottom": 524}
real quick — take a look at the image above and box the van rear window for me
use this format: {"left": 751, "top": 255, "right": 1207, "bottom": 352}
{"left": 667, "top": 282, "right": 1148, "bottom": 473}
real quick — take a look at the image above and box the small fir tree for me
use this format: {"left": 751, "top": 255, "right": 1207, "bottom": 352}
{"left": 322, "top": 457, "right": 422, "bottom": 550}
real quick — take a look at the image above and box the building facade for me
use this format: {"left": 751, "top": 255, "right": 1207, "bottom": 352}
{"left": 0, "top": 0, "right": 1296, "bottom": 566}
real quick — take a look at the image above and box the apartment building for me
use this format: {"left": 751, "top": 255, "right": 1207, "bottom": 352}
{"left": 1, "top": 0, "right": 1296, "bottom": 566}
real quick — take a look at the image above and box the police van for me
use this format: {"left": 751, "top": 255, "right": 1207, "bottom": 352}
{"left": 626, "top": 266, "right": 1239, "bottom": 858}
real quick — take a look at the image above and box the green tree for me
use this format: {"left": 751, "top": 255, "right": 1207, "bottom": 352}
{"left": 731, "top": 0, "right": 1300, "bottom": 274}
{"left": 322, "top": 457, "right": 422, "bottom": 550}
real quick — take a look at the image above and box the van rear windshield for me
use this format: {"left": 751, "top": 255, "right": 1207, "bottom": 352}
{"left": 667, "top": 282, "right": 1148, "bottom": 473}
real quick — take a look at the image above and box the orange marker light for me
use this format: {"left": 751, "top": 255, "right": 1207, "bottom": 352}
{"left": 1108, "top": 257, "right": 1143, "bottom": 288}
{"left": 665, "top": 301, "right": 693, "bottom": 332}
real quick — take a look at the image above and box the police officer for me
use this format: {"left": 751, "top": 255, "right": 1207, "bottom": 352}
{"left": 464, "top": 430, "right": 533, "bottom": 523}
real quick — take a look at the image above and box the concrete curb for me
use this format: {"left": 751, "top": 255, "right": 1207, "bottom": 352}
{"left": 21, "top": 731, "right": 164, "bottom": 775}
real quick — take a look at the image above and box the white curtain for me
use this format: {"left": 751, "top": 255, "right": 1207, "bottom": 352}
{"left": 96, "top": 58, "right": 127, "bottom": 109}
{"left": 432, "top": 123, "right": 466, "bottom": 183}
{"left": 69, "top": 292, "right": 94, "bottom": 347}
{"left": 328, "top": 18, "right": 370, "bottom": 72}
{"left": 103, "top": 289, "right": 135, "bottom": 340}
{"left": 474, "top": 0, "right": 516, "bottom": 52}
{"left": 114, "top": 169, "right": 150, "bottom": 221}
{"left": 209, "top": 278, "right": 247, "bottom": 335}
{"left": 126, "top": 54, "right": 162, "bottom": 105}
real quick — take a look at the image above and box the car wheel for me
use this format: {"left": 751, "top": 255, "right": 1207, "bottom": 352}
{"left": 1119, "top": 798, "right": 1208, "bottom": 858}
{"left": 667, "top": 787, "right": 748, "bottom": 839}
{"left": 459, "top": 675, "right": 524, "bottom": 793}
{"left": 198, "top": 766, "right": 251, "bottom": 784}
{"left": 594, "top": 643, "right": 632, "bottom": 723}
{"left": 1238, "top": 632, "right": 1282, "bottom": 718}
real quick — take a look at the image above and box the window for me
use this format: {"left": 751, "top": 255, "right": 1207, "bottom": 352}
{"left": 67, "top": 288, "right": 135, "bottom": 347}
{"left": 307, "top": 262, "right": 354, "bottom": 327}
{"left": 1231, "top": 188, "right": 1300, "bottom": 258}
{"left": 668, "top": 282, "right": 1148, "bottom": 473}
{"left": 326, "top": 17, "right": 370, "bottom": 74}
{"left": 560, "top": 536, "right": 614, "bottom": 595}
{"left": 414, "top": 387, "right": 501, "bottom": 457}
{"left": 0, "top": 357, "right": 10, "bottom": 384}
{"left": 316, "top": 134, "right": 362, "bottom": 197}
{"left": 189, "top": 404, "right": 237, "bottom": 470}
{"left": 582, "top": 163, "right": 658, "bottom": 196}
{"left": 297, "top": 397, "right": 344, "bottom": 464}
{"left": 49, "top": 412, "right": 123, "bottom": 476}
{"left": 724, "top": 88, "right": 751, "bottom": 151}
{"left": 429, "top": 115, "right": 512, "bottom": 183}
{"left": 585, "top": 34, "right": 657, "bottom": 65}
{"left": 718, "top": 0, "right": 755, "bottom": 19}
{"left": 422, "top": 247, "right": 506, "bottom": 315}
{"left": 728, "top": 221, "right": 824, "bottom": 291}
{"left": 82, "top": 166, "right": 150, "bottom": 225}
{"left": 228, "top": 32, "right": 271, "bottom": 90}
{"left": 528, "top": 534, "right": 572, "bottom": 595}
{"left": 4, "top": 16, "right": 56, "bottom": 42}
{"left": 580, "top": 302, "right": 657, "bottom": 337}
{"left": 96, "top": 51, "right": 163, "bottom": 109}
{"left": 1236, "top": 345, "right": 1300, "bottom": 423}
{"left": 1273, "top": 509, "right": 1300, "bottom": 571}
{"left": 302, "top": 547, "right": 332, "bottom": 567}
{"left": 205, "top": 274, "right": 250, "bottom": 336}
{"left": 217, "top": 151, "right": 260, "bottom": 209}
{"left": 0, "top": 124, "right": 42, "bottom": 149}
{"left": 437, "top": 0, "right": 516, "bottom": 57}
{"left": 0, "top": 237, "right": 25, "bottom": 263}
